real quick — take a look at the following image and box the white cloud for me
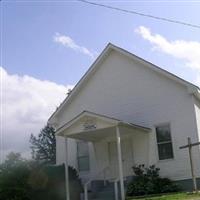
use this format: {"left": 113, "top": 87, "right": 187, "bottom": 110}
{"left": 0, "top": 67, "right": 73, "bottom": 162}
{"left": 54, "top": 33, "right": 97, "bottom": 59}
{"left": 135, "top": 26, "right": 200, "bottom": 87}
{"left": 135, "top": 26, "right": 200, "bottom": 70}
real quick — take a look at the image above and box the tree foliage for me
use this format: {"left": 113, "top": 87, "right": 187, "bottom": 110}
{"left": 0, "top": 152, "right": 24, "bottom": 170}
{"left": 0, "top": 153, "right": 82, "bottom": 200}
{"left": 30, "top": 124, "right": 56, "bottom": 164}
{"left": 0, "top": 152, "right": 32, "bottom": 200}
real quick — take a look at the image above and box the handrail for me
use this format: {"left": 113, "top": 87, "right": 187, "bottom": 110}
{"left": 109, "top": 178, "right": 119, "bottom": 200}
{"left": 114, "top": 178, "right": 119, "bottom": 200}
{"left": 85, "top": 166, "right": 109, "bottom": 185}
{"left": 84, "top": 168, "right": 124, "bottom": 200}
{"left": 84, "top": 166, "right": 109, "bottom": 200}
{"left": 108, "top": 177, "right": 126, "bottom": 200}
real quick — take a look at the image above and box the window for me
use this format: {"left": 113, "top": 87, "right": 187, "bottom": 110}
{"left": 77, "top": 141, "right": 90, "bottom": 171}
{"left": 156, "top": 124, "right": 174, "bottom": 160}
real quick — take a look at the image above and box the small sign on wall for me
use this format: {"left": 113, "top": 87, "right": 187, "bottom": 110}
{"left": 83, "top": 118, "right": 97, "bottom": 131}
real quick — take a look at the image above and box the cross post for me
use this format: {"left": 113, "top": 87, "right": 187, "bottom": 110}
{"left": 179, "top": 137, "right": 200, "bottom": 192}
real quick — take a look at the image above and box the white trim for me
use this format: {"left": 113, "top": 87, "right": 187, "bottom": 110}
{"left": 111, "top": 45, "right": 199, "bottom": 91}
{"left": 56, "top": 110, "right": 119, "bottom": 135}
{"left": 155, "top": 123, "right": 174, "bottom": 161}
{"left": 65, "top": 138, "right": 70, "bottom": 200}
{"left": 116, "top": 126, "right": 125, "bottom": 200}
{"left": 48, "top": 44, "right": 112, "bottom": 123}
{"left": 114, "top": 181, "right": 119, "bottom": 200}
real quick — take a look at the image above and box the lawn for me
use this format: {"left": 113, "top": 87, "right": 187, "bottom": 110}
{"left": 127, "top": 192, "right": 200, "bottom": 200}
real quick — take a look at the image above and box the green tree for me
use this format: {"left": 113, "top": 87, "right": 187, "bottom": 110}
{"left": 0, "top": 152, "right": 24, "bottom": 170}
{"left": 30, "top": 124, "right": 56, "bottom": 164}
{"left": 0, "top": 153, "right": 82, "bottom": 200}
{"left": 0, "top": 152, "right": 32, "bottom": 200}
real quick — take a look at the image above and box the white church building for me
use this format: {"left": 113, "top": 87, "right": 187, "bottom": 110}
{"left": 48, "top": 43, "right": 200, "bottom": 200}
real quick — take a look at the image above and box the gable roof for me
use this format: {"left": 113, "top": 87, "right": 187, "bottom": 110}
{"left": 48, "top": 43, "right": 200, "bottom": 123}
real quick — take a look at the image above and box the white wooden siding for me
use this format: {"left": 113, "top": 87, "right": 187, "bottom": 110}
{"left": 54, "top": 50, "right": 199, "bottom": 181}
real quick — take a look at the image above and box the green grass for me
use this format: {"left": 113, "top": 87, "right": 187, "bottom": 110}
{"left": 127, "top": 192, "right": 200, "bottom": 200}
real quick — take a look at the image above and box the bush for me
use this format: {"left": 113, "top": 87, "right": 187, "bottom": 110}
{"left": 29, "top": 164, "right": 66, "bottom": 200}
{"left": 0, "top": 153, "right": 32, "bottom": 200}
{"left": 29, "top": 164, "right": 83, "bottom": 200}
{"left": 0, "top": 153, "right": 82, "bottom": 200}
{"left": 126, "top": 164, "right": 180, "bottom": 197}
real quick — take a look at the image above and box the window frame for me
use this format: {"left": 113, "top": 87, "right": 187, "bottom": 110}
{"left": 155, "top": 123, "right": 174, "bottom": 161}
{"left": 77, "top": 141, "right": 90, "bottom": 172}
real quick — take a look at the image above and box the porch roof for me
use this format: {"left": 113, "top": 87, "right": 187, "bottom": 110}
{"left": 56, "top": 111, "right": 151, "bottom": 141}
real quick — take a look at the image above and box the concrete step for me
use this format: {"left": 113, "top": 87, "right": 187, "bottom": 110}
{"left": 92, "top": 185, "right": 115, "bottom": 200}
{"left": 96, "top": 192, "right": 114, "bottom": 199}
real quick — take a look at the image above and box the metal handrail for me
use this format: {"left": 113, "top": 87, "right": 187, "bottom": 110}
{"left": 84, "top": 166, "right": 109, "bottom": 200}
{"left": 84, "top": 168, "right": 124, "bottom": 200}
{"left": 114, "top": 178, "right": 119, "bottom": 200}
{"left": 109, "top": 177, "right": 126, "bottom": 200}
{"left": 109, "top": 178, "right": 119, "bottom": 200}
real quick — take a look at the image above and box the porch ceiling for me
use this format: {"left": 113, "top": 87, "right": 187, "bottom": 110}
{"left": 63, "top": 126, "right": 116, "bottom": 142}
{"left": 58, "top": 125, "right": 150, "bottom": 142}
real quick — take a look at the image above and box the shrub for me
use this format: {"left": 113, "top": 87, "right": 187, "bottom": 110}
{"left": 126, "top": 164, "right": 180, "bottom": 197}
{"left": 28, "top": 164, "right": 65, "bottom": 200}
{"left": 0, "top": 153, "right": 32, "bottom": 200}
{"left": 0, "top": 153, "right": 82, "bottom": 200}
{"left": 29, "top": 164, "right": 83, "bottom": 200}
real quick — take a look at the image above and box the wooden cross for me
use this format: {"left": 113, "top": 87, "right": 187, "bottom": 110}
{"left": 180, "top": 137, "right": 200, "bottom": 192}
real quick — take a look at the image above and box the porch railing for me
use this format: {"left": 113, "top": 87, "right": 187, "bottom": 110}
{"left": 114, "top": 179, "right": 119, "bottom": 200}
{"left": 110, "top": 177, "right": 127, "bottom": 200}
{"left": 83, "top": 167, "right": 122, "bottom": 200}
{"left": 110, "top": 178, "right": 119, "bottom": 200}
{"left": 84, "top": 166, "right": 109, "bottom": 200}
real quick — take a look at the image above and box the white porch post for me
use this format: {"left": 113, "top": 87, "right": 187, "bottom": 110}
{"left": 116, "top": 126, "right": 125, "bottom": 200}
{"left": 65, "top": 138, "right": 70, "bottom": 200}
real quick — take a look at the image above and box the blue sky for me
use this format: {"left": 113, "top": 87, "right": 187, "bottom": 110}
{"left": 1, "top": 0, "right": 200, "bottom": 160}
{"left": 2, "top": 0, "right": 200, "bottom": 85}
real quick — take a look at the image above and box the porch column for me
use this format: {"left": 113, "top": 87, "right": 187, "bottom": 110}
{"left": 116, "top": 126, "right": 125, "bottom": 200}
{"left": 65, "top": 138, "right": 70, "bottom": 200}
